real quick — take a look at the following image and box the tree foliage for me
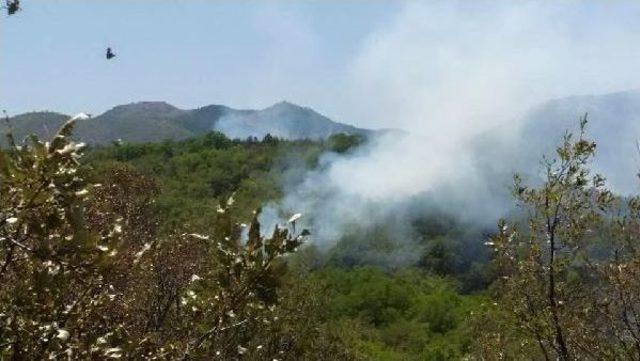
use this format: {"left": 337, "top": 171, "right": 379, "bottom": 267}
{"left": 309, "top": 267, "right": 485, "bottom": 361}
{"left": 483, "top": 116, "right": 640, "bottom": 360}
{"left": 0, "top": 119, "right": 322, "bottom": 360}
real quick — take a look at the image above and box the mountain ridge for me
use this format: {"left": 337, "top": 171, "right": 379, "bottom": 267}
{"left": 2, "top": 101, "right": 371, "bottom": 145}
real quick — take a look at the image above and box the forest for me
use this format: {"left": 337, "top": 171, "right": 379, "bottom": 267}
{"left": 2, "top": 115, "right": 640, "bottom": 360}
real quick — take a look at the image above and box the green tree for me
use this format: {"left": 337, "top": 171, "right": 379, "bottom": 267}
{"left": 483, "top": 116, "right": 640, "bottom": 360}
{"left": 0, "top": 118, "right": 316, "bottom": 360}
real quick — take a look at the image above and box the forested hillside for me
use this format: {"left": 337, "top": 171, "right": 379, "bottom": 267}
{"left": 82, "top": 130, "right": 492, "bottom": 359}
{"left": 4, "top": 114, "right": 640, "bottom": 359}
{"left": 85, "top": 132, "right": 360, "bottom": 230}
{"left": 0, "top": 121, "right": 488, "bottom": 359}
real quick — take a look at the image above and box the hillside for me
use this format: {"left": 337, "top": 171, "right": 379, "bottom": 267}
{"left": 517, "top": 89, "right": 640, "bottom": 193}
{"left": 210, "top": 101, "right": 366, "bottom": 140}
{"left": 81, "top": 130, "right": 484, "bottom": 359}
{"left": 0, "top": 112, "right": 69, "bottom": 146}
{"left": 3, "top": 101, "right": 370, "bottom": 145}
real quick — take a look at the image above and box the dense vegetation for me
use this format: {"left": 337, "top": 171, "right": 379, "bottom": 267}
{"left": 2, "top": 115, "right": 640, "bottom": 360}
{"left": 84, "top": 131, "right": 361, "bottom": 232}
{"left": 84, "top": 131, "right": 492, "bottom": 290}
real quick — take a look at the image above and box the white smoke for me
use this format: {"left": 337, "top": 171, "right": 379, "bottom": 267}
{"left": 260, "top": 1, "right": 640, "bottom": 250}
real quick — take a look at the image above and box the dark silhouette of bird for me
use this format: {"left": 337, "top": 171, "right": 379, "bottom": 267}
{"left": 4, "top": 0, "right": 20, "bottom": 15}
{"left": 106, "top": 47, "right": 116, "bottom": 60}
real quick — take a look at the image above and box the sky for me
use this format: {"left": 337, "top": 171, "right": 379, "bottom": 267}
{"left": 0, "top": 1, "right": 399, "bottom": 124}
{"left": 2, "top": 1, "right": 640, "bottom": 130}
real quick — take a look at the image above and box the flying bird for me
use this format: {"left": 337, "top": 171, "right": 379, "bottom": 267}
{"left": 106, "top": 47, "right": 116, "bottom": 60}
{"left": 4, "top": 0, "right": 20, "bottom": 15}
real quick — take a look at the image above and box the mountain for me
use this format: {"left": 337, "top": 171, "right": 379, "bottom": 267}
{"left": 174, "top": 104, "right": 237, "bottom": 134}
{"left": 470, "top": 90, "right": 640, "bottom": 196}
{"left": 454, "top": 89, "right": 640, "bottom": 223}
{"left": 0, "top": 112, "right": 69, "bottom": 145}
{"left": 517, "top": 90, "right": 640, "bottom": 193}
{"left": 74, "top": 102, "right": 193, "bottom": 144}
{"left": 2, "top": 101, "right": 370, "bottom": 146}
{"left": 211, "top": 101, "right": 366, "bottom": 140}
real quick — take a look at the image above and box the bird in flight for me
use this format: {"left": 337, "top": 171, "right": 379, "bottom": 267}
{"left": 4, "top": 0, "right": 20, "bottom": 15}
{"left": 106, "top": 47, "right": 116, "bottom": 60}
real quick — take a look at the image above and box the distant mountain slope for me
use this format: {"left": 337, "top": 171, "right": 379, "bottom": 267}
{"left": 74, "top": 102, "right": 193, "bottom": 144}
{"left": 0, "top": 112, "right": 69, "bottom": 146}
{"left": 212, "top": 101, "right": 367, "bottom": 140}
{"left": 174, "top": 104, "right": 236, "bottom": 134}
{"left": 4, "top": 101, "right": 370, "bottom": 145}
{"left": 518, "top": 90, "right": 640, "bottom": 193}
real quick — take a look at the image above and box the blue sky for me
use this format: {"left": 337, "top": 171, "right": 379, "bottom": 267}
{"left": 2, "top": 1, "right": 640, "bottom": 130}
{"left": 0, "top": 1, "right": 399, "bottom": 118}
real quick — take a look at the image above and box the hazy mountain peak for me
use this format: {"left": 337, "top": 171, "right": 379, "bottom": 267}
{"left": 269, "top": 100, "right": 298, "bottom": 108}
{"left": 194, "top": 104, "right": 232, "bottom": 113}
{"left": 260, "top": 101, "right": 331, "bottom": 124}
{"left": 104, "top": 101, "right": 183, "bottom": 116}
{"left": 211, "top": 101, "right": 367, "bottom": 140}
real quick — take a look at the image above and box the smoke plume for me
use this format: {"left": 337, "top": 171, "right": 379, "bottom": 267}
{"left": 260, "top": 1, "right": 640, "bottom": 256}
